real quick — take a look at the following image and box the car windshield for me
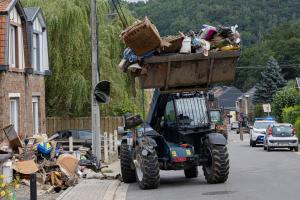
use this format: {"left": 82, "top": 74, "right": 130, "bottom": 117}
{"left": 79, "top": 131, "right": 92, "bottom": 139}
{"left": 254, "top": 122, "right": 274, "bottom": 129}
{"left": 272, "top": 126, "right": 293, "bottom": 135}
{"left": 210, "top": 111, "right": 221, "bottom": 121}
{"left": 174, "top": 94, "right": 209, "bottom": 129}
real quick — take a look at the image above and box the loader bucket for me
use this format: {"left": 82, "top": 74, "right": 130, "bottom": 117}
{"left": 138, "top": 50, "right": 241, "bottom": 90}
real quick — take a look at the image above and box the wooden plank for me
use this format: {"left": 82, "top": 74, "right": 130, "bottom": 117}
{"left": 70, "top": 118, "right": 74, "bottom": 129}
{"left": 105, "top": 117, "right": 109, "bottom": 134}
{"left": 114, "top": 130, "right": 118, "bottom": 158}
{"left": 79, "top": 118, "right": 83, "bottom": 129}
{"left": 100, "top": 117, "right": 104, "bottom": 134}
{"left": 75, "top": 118, "right": 79, "bottom": 129}
{"left": 69, "top": 137, "right": 73, "bottom": 152}
{"left": 58, "top": 118, "right": 62, "bottom": 132}
{"left": 109, "top": 133, "right": 113, "bottom": 163}
{"left": 104, "top": 132, "right": 108, "bottom": 164}
{"left": 55, "top": 139, "right": 91, "bottom": 143}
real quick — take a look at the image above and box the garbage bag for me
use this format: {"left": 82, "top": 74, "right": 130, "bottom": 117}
{"left": 79, "top": 155, "right": 98, "bottom": 166}
{"left": 123, "top": 47, "right": 155, "bottom": 63}
{"left": 37, "top": 142, "right": 53, "bottom": 155}
{"left": 216, "top": 25, "right": 234, "bottom": 38}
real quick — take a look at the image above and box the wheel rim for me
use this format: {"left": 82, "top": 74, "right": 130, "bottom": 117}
{"left": 136, "top": 154, "right": 143, "bottom": 181}
{"left": 204, "top": 147, "right": 213, "bottom": 174}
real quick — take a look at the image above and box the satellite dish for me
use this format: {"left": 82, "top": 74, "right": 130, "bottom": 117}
{"left": 94, "top": 81, "right": 111, "bottom": 104}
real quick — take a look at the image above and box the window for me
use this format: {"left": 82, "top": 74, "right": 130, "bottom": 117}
{"left": 10, "top": 25, "right": 17, "bottom": 68}
{"left": 164, "top": 95, "right": 177, "bottom": 128}
{"left": 79, "top": 131, "right": 92, "bottom": 140}
{"left": 32, "top": 97, "right": 39, "bottom": 135}
{"left": 10, "top": 99, "right": 18, "bottom": 133}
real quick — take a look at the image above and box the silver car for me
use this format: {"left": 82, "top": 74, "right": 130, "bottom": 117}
{"left": 231, "top": 121, "right": 239, "bottom": 130}
{"left": 263, "top": 124, "right": 299, "bottom": 152}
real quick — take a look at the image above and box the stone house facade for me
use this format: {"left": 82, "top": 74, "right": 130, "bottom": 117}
{"left": 0, "top": 0, "right": 50, "bottom": 139}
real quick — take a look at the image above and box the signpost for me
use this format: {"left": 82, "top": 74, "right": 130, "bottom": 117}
{"left": 263, "top": 104, "right": 271, "bottom": 116}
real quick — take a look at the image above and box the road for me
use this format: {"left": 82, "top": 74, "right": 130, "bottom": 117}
{"left": 126, "top": 129, "right": 300, "bottom": 200}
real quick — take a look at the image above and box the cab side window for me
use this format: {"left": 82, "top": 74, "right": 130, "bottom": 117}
{"left": 164, "top": 95, "right": 177, "bottom": 128}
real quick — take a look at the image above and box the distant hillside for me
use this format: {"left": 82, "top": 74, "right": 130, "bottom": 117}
{"left": 126, "top": 0, "right": 300, "bottom": 49}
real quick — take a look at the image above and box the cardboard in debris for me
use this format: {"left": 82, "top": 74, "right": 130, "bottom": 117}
{"left": 13, "top": 160, "right": 39, "bottom": 174}
{"left": 57, "top": 154, "right": 79, "bottom": 175}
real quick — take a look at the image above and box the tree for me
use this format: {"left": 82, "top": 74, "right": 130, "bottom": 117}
{"left": 252, "top": 57, "right": 287, "bottom": 104}
{"left": 272, "top": 88, "right": 300, "bottom": 122}
{"left": 21, "top": 0, "right": 145, "bottom": 117}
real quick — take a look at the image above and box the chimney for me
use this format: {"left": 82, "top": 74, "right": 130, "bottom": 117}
{"left": 113, "top": 8, "right": 116, "bottom": 14}
{"left": 222, "top": 86, "right": 228, "bottom": 91}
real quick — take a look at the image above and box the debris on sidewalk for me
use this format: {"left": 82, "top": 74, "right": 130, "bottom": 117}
{"left": 0, "top": 124, "right": 123, "bottom": 199}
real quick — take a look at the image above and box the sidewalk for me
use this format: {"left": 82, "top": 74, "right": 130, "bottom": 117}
{"left": 57, "top": 160, "right": 129, "bottom": 200}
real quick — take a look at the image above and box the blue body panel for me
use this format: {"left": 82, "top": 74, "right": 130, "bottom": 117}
{"left": 164, "top": 140, "right": 197, "bottom": 163}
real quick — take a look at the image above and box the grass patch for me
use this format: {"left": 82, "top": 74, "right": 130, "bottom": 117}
{"left": 103, "top": 169, "right": 113, "bottom": 173}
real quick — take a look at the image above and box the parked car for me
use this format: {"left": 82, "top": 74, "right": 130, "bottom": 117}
{"left": 250, "top": 120, "right": 276, "bottom": 147}
{"left": 263, "top": 124, "right": 298, "bottom": 152}
{"left": 54, "top": 129, "right": 104, "bottom": 150}
{"left": 231, "top": 121, "right": 239, "bottom": 130}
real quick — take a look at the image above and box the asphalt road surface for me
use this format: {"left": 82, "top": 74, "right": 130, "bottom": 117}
{"left": 126, "top": 129, "right": 300, "bottom": 200}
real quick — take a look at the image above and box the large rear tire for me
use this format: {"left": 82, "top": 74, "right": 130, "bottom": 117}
{"left": 221, "top": 131, "right": 228, "bottom": 140}
{"left": 135, "top": 148, "right": 160, "bottom": 189}
{"left": 184, "top": 166, "right": 198, "bottom": 178}
{"left": 120, "top": 144, "right": 136, "bottom": 183}
{"left": 202, "top": 139, "right": 229, "bottom": 184}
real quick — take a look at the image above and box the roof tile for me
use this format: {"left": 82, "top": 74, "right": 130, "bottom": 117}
{"left": 0, "top": 0, "right": 14, "bottom": 12}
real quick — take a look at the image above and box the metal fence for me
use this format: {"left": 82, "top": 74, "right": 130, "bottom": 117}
{"left": 46, "top": 117, "right": 124, "bottom": 139}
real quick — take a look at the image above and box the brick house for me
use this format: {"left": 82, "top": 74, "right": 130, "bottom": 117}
{"left": 236, "top": 87, "right": 256, "bottom": 120}
{"left": 0, "top": 0, "right": 51, "bottom": 138}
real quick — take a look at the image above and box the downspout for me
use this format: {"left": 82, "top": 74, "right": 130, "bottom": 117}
{"left": 25, "top": 74, "right": 28, "bottom": 137}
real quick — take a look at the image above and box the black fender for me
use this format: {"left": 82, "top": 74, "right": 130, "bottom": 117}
{"left": 121, "top": 136, "right": 157, "bottom": 148}
{"left": 204, "top": 133, "right": 227, "bottom": 145}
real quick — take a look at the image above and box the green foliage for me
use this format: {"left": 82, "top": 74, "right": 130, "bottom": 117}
{"left": 255, "top": 105, "right": 264, "bottom": 118}
{"left": 252, "top": 57, "right": 287, "bottom": 104}
{"left": 282, "top": 105, "right": 300, "bottom": 124}
{"left": 287, "top": 79, "right": 295, "bottom": 89}
{"left": 21, "top": 0, "right": 146, "bottom": 117}
{"left": 126, "top": 0, "right": 300, "bottom": 49}
{"left": 235, "top": 22, "right": 300, "bottom": 90}
{"left": 272, "top": 88, "right": 300, "bottom": 122}
{"left": 295, "top": 119, "right": 300, "bottom": 141}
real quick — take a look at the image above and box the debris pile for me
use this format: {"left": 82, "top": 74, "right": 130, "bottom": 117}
{"left": 0, "top": 124, "right": 118, "bottom": 198}
{"left": 118, "top": 16, "right": 241, "bottom": 74}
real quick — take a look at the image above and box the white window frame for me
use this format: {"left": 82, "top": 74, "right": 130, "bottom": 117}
{"left": 10, "top": 99, "right": 18, "bottom": 133}
{"left": 10, "top": 25, "right": 15, "bottom": 68}
{"left": 33, "top": 34, "right": 37, "bottom": 71}
{"left": 32, "top": 97, "right": 39, "bottom": 135}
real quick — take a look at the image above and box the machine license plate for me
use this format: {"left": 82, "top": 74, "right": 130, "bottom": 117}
{"left": 278, "top": 143, "right": 288, "bottom": 146}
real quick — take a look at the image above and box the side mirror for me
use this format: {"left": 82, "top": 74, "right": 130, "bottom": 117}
{"left": 94, "top": 80, "right": 111, "bottom": 104}
{"left": 208, "top": 92, "right": 214, "bottom": 101}
{"left": 261, "top": 131, "right": 266, "bottom": 134}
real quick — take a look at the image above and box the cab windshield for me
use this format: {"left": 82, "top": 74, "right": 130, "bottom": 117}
{"left": 174, "top": 93, "right": 209, "bottom": 129}
{"left": 210, "top": 111, "right": 221, "bottom": 122}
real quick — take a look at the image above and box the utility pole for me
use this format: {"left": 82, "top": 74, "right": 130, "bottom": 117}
{"left": 91, "top": 0, "right": 101, "bottom": 162}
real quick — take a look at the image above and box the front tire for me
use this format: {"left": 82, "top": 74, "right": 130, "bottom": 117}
{"left": 184, "top": 166, "right": 198, "bottom": 178}
{"left": 295, "top": 146, "right": 298, "bottom": 152}
{"left": 135, "top": 148, "right": 160, "bottom": 189}
{"left": 251, "top": 141, "right": 256, "bottom": 147}
{"left": 120, "top": 144, "right": 136, "bottom": 183}
{"left": 202, "top": 139, "right": 229, "bottom": 184}
{"left": 250, "top": 139, "right": 253, "bottom": 146}
{"left": 267, "top": 146, "right": 271, "bottom": 152}
{"left": 264, "top": 146, "right": 267, "bottom": 150}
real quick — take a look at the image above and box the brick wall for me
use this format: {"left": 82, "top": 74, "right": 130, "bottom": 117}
{"left": 0, "top": 71, "right": 46, "bottom": 139}
{"left": 0, "top": 16, "right": 6, "bottom": 65}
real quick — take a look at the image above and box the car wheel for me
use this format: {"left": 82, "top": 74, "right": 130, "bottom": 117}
{"left": 250, "top": 139, "right": 252, "bottom": 146}
{"left": 295, "top": 146, "right": 299, "bottom": 152}
{"left": 120, "top": 144, "right": 136, "bottom": 183}
{"left": 267, "top": 146, "right": 271, "bottom": 152}
{"left": 263, "top": 146, "right": 267, "bottom": 150}
{"left": 251, "top": 141, "right": 256, "bottom": 147}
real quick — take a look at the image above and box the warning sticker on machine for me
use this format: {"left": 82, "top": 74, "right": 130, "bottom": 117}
{"left": 186, "top": 150, "right": 191, "bottom": 155}
{"left": 172, "top": 151, "right": 177, "bottom": 157}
